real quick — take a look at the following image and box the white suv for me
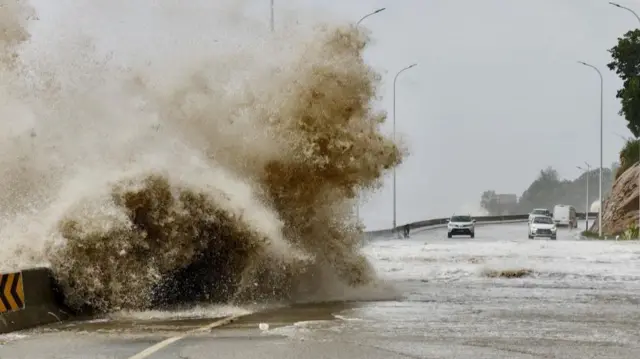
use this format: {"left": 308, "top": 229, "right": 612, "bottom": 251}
{"left": 528, "top": 208, "right": 551, "bottom": 222}
{"left": 447, "top": 215, "right": 476, "bottom": 238}
{"left": 528, "top": 215, "right": 557, "bottom": 240}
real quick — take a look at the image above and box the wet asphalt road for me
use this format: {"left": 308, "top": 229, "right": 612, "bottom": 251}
{"left": 1, "top": 221, "right": 639, "bottom": 358}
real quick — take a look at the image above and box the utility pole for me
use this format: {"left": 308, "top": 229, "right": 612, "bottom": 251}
{"left": 354, "top": 8, "right": 386, "bottom": 225}
{"left": 577, "top": 162, "right": 592, "bottom": 231}
{"left": 392, "top": 63, "right": 417, "bottom": 234}
{"left": 270, "top": 0, "right": 274, "bottom": 32}
{"left": 577, "top": 61, "right": 604, "bottom": 238}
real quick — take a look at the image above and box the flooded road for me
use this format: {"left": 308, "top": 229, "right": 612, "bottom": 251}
{"left": 335, "top": 222, "right": 640, "bottom": 358}
{"left": 1, "top": 222, "right": 639, "bottom": 358}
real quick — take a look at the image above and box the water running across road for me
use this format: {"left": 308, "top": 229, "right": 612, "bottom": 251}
{"left": 1, "top": 222, "right": 639, "bottom": 358}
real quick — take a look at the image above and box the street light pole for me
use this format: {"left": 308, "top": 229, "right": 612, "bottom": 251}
{"left": 609, "top": 1, "right": 640, "bottom": 236}
{"left": 577, "top": 162, "right": 592, "bottom": 231}
{"left": 578, "top": 61, "right": 604, "bottom": 238}
{"left": 353, "top": 8, "right": 386, "bottom": 225}
{"left": 270, "top": 0, "right": 274, "bottom": 32}
{"left": 392, "top": 63, "right": 417, "bottom": 234}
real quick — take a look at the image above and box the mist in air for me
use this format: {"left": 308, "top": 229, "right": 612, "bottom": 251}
{"left": 345, "top": 0, "right": 631, "bottom": 228}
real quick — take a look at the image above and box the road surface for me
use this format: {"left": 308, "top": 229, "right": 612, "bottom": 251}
{"left": 1, "top": 222, "right": 639, "bottom": 358}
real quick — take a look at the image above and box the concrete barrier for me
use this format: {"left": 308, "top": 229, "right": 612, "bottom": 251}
{"left": 0, "top": 268, "right": 70, "bottom": 334}
{"left": 364, "top": 212, "right": 599, "bottom": 240}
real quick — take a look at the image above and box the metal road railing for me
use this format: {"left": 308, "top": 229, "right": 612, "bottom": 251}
{"left": 364, "top": 212, "right": 599, "bottom": 239}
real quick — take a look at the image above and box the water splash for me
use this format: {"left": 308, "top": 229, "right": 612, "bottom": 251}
{"left": 0, "top": 0, "right": 403, "bottom": 313}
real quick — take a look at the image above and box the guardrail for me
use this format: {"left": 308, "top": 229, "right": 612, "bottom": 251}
{"left": 364, "top": 212, "right": 599, "bottom": 239}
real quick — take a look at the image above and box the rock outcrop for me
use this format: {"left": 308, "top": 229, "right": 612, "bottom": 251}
{"left": 590, "top": 163, "right": 639, "bottom": 235}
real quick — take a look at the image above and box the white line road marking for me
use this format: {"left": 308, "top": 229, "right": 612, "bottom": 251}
{"left": 127, "top": 314, "right": 245, "bottom": 359}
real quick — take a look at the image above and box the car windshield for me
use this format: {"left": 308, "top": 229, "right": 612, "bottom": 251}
{"left": 451, "top": 216, "right": 472, "bottom": 222}
{"left": 532, "top": 209, "right": 548, "bottom": 215}
{"left": 533, "top": 217, "right": 553, "bottom": 224}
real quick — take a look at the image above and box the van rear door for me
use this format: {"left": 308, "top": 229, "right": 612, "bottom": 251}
{"left": 553, "top": 205, "right": 569, "bottom": 224}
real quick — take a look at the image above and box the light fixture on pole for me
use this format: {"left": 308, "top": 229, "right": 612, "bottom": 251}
{"left": 353, "top": 7, "right": 386, "bottom": 224}
{"left": 356, "top": 8, "right": 386, "bottom": 27}
{"left": 392, "top": 63, "right": 417, "bottom": 234}
{"left": 577, "top": 61, "right": 604, "bottom": 238}
{"left": 609, "top": 2, "right": 640, "bottom": 22}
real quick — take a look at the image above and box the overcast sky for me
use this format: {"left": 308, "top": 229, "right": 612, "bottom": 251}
{"left": 275, "top": 0, "right": 635, "bottom": 229}
{"left": 27, "top": 0, "right": 637, "bottom": 230}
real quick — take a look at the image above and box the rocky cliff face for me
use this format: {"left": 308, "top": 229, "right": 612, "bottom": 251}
{"left": 590, "top": 163, "right": 639, "bottom": 235}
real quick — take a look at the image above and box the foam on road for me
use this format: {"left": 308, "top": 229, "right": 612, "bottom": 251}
{"left": 1, "top": 222, "right": 639, "bottom": 359}
{"left": 348, "top": 222, "right": 640, "bottom": 358}
{"left": 366, "top": 221, "right": 640, "bottom": 286}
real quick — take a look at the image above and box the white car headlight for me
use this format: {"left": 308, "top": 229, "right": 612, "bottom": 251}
{"left": 551, "top": 226, "right": 557, "bottom": 231}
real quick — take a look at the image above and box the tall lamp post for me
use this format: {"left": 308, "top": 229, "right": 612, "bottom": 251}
{"left": 269, "top": 0, "right": 274, "bottom": 32}
{"left": 354, "top": 7, "right": 386, "bottom": 224}
{"left": 577, "top": 61, "right": 604, "bottom": 238}
{"left": 577, "top": 162, "right": 592, "bottom": 231}
{"left": 392, "top": 63, "right": 417, "bottom": 234}
{"left": 609, "top": 1, "right": 640, "bottom": 236}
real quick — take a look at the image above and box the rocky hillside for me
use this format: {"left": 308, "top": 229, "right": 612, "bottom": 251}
{"left": 590, "top": 163, "right": 639, "bottom": 235}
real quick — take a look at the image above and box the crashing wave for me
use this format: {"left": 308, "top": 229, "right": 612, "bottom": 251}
{"left": 0, "top": 0, "right": 403, "bottom": 313}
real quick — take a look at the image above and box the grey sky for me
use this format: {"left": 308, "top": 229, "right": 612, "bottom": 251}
{"left": 281, "top": 0, "right": 634, "bottom": 229}
{"left": 27, "top": 0, "right": 636, "bottom": 230}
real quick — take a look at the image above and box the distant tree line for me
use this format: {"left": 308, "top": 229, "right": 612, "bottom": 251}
{"left": 475, "top": 21, "right": 639, "bottom": 226}
{"left": 480, "top": 166, "right": 615, "bottom": 215}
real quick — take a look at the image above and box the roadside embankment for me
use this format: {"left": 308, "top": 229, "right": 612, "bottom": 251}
{"left": 590, "top": 163, "right": 639, "bottom": 238}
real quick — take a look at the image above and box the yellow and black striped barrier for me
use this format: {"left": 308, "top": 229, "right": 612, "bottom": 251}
{"left": 0, "top": 268, "right": 69, "bottom": 334}
{"left": 0, "top": 272, "right": 25, "bottom": 313}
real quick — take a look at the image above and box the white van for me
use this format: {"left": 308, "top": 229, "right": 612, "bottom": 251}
{"left": 553, "top": 204, "right": 577, "bottom": 228}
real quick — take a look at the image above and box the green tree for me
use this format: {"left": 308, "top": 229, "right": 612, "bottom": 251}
{"left": 483, "top": 166, "right": 615, "bottom": 216}
{"left": 608, "top": 29, "right": 640, "bottom": 137}
{"left": 480, "top": 190, "right": 500, "bottom": 215}
{"left": 516, "top": 167, "right": 562, "bottom": 213}
{"left": 515, "top": 166, "right": 613, "bottom": 214}
{"left": 616, "top": 138, "right": 640, "bottom": 178}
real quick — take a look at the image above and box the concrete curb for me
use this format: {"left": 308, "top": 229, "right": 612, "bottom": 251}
{"left": 0, "top": 268, "right": 69, "bottom": 334}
